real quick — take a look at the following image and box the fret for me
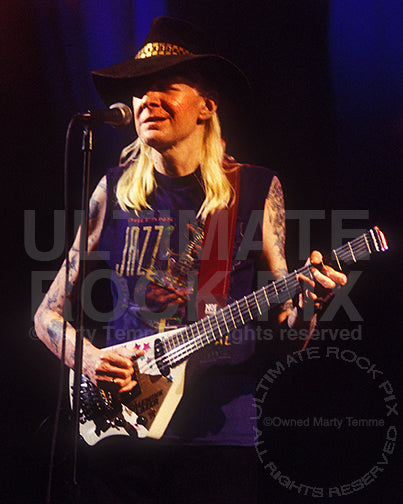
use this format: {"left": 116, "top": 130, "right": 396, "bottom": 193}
{"left": 191, "top": 325, "right": 200, "bottom": 350}
{"left": 194, "top": 321, "right": 202, "bottom": 343}
{"left": 348, "top": 241, "right": 357, "bottom": 262}
{"left": 262, "top": 287, "right": 271, "bottom": 309}
{"left": 333, "top": 249, "right": 342, "bottom": 271}
{"left": 216, "top": 308, "right": 231, "bottom": 334}
{"left": 227, "top": 305, "right": 237, "bottom": 329}
{"left": 200, "top": 318, "right": 209, "bottom": 347}
{"left": 235, "top": 300, "right": 245, "bottom": 325}
{"left": 207, "top": 316, "right": 216, "bottom": 342}
{"left": 214, "top": 313, "right": 223, "bottom": 338}
{"left": 283, "top": 276, "right": 292, "bottom": 299}
{"left": 173, "top": 331, "right": 181, "bottom": 347}
{"left": 220, "top": 309, "right": 230, "bottom": 333}
{"left": 363, "top": 233, "right": 372, "bottom": 255}
{"left": 252, "top": 291, "right": 262, "bottom": 315}
{"left": 183, "top": 337, "right": 194, "bottom": 357}
{"left": 273, "top": 282, "right": 280, "bottom": 303}
{"left": 186, "top": 326, "right": 194, "bottom": 344}
{"left": 184, "top": 329, "right": 195, "bottom": 357}
{"left": 244, "top": 296, "right": 253, "bottom": 319}
{"left": 189, "top": 323, "right": 196, "bottom": 342}
{"left": 164, "top": 332, "right": 178, "bottom": 365}
{"left": 183, "top": 330, "right": 194, "bottom": 359}
{"left": 166, "top": 333, "right": 173, "bottom": 349}
{"left": 174, "top": 329, "right": 184, "bottom": 347}
{"left": 369, "top": 228, "right": 379, "bottom": 252}
{"left": 165, "top": 336, "right": 173, "bottom": 352}
{"left": 160, "top": 339, "right": 169, "bottom": 366}
{"left": 172, "top": 329, "right": 182, "bottom": 350}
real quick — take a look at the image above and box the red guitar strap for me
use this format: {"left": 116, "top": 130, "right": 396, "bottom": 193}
{"left": 196, "top": 163, "right": 241, "bottom": 319}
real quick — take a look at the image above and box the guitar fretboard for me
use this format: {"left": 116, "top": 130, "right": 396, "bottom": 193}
{"left": 159, "top": 227, "right": 387, "bottom": 367}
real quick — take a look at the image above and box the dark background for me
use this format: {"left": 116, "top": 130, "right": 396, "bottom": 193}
{"left": 1, "top": 1, "right": 402, "bottom": 503}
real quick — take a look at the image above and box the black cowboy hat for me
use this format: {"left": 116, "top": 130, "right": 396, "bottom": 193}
{"left": 91, "top": 16, "right": 250, "bottom": 114}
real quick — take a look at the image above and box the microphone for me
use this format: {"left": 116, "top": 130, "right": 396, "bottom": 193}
{"left": 78, "top": 102, "right": 133, "bottom": 128}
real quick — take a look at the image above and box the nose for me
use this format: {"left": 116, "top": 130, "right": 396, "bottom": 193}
{"left": 140, "top": 90, "right": 161, "bottom": 108}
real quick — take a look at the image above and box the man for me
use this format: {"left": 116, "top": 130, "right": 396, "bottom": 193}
{"left": 35, "top": 16, "right": 346, "bottom": 503}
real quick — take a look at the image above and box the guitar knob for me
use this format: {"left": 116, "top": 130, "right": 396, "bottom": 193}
{"left": 137, "top": 415, "right": 148, "bottom": 427}
{"left": 114, "top": 416, "right": 126, "bottom": 427}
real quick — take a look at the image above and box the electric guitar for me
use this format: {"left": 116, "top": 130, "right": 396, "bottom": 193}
{"left": 72, "top": 226, "right": 388, "bottom": 445}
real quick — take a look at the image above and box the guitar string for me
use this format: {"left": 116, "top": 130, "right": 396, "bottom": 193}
{"left": 141, "top": 253, "right": 345, "bottom": 371}
{"left": 153, "top": 277, "right": 296, "bottom": 366}
{"left": 140, "top": 242, "right": 364, "bottom": 371}
{"left": 140, "top": 271, "right": 305, "bottom": 372}
{"left": 152, "top": 236, "right": 370, "bottom": 367}
{"left": 140, "top": 231, "right": 376, "bottom": 373}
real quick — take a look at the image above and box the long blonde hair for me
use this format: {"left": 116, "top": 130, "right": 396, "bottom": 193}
{"left": 116, "top": 111, "right": 233, "bottom": 222}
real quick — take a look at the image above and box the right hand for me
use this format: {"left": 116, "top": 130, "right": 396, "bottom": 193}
{"left": 84, "top": 345, "right": 144, "bottom": 394}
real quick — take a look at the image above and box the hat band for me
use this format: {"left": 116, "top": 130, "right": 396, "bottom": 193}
{"left": 135, "top": 42, "right": 192, "bottom": 59}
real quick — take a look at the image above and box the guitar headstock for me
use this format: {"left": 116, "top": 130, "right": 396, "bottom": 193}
{"left": 369, "top": 226, "right": 388, "bottom": 253}
{"left": 331, "top": 226, "right": 388, "bottom": 269}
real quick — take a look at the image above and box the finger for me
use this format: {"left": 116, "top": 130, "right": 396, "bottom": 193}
{"left": 96, "top": 355, "right": 134, "bottom": 381}
{"left": 320, "top": 265, "right": 347, "bottom": 286}
{"left": 309, "top": 250, "right": 323, "bottom": 266}
{"left": 308, "top": 250, "right": 347, "bottom": 287}
{"left": 311, "top": 267, "right": 337, "bottom": 290}
{"left": 96, "top": 366, "right": 134, "bottom": 384}
{"left": 100, "top": 350, "right": 134, "bottom": 370}
{"left": 307, "top": 250, "right": 335, "bottom": 288}
{"left": 97, "top": 375, "right": 137, "bottom": 394}
{"left": 118, "top": 379, "right": 139, "bottom": 394}
{"left": 305, "top": 289, "right": 318, "bottom": 302}
{"left": 297, "top": 273, "right": 315, "bottom": 290}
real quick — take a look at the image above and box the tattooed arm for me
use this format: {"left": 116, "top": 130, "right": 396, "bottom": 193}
{"left": 34, "top": 177, "right": 139, "bottom": 393}
{"left": 261, "top": 176, "right": 291, "bottom": 324}
{"left": 262, "top": 176, "right": 347, "bottom": 333}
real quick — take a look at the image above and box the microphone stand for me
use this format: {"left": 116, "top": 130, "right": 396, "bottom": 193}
{"left": 61, "top": 106, "right": 131, "bottom": 499}
{"left": 72, "top": 122, "right": 93, "bottom": 490}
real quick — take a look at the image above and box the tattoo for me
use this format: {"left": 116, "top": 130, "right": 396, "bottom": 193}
{"left": 47, "top": 289, "right": 60, "bottom": 310}
{"left": 51, "top": 264, "right": 76, "bottom": 299}
{"left": 66, "top": 247, "right": 79, "bottom": 272}
{"left": 47, "top": 319, "right": 63, "bottom": 353}
{"left": 65, "top": 277, "right": 76, "bottom": 296}
{"left": 271, "top": 267, "right": 288, "bottom": 278}
{"left": 69, "top": 255, "right": 78, "bottom": 274}
{"left": 89, "top": 198, "right": 100, "bottom": 220}
{"left": 99, "top": 179, "right": 107, "bottom": 191}
{"left": 267, "top": 176, "right": 285, "bottom": 256}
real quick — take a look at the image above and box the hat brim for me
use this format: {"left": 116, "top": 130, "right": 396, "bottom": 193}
{"left": 91, "top": 54, "right": 250, "bottom": 114}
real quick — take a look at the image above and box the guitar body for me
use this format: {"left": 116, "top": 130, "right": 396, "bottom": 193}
{"left": 71, "top": 329, "right": 188, "bottom": 445}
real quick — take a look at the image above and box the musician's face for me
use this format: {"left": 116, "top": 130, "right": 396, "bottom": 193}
{"left": 132, "top": 74, "right": 217, "bottom": 152}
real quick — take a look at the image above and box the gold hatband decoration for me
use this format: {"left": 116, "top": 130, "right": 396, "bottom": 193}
{"left": 135, "top": 42, "right": 192, "bottom": 59}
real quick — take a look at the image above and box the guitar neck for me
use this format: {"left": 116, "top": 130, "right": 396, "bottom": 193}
{"left": 161, "top": 227, "right": 388, "bottom": 367}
